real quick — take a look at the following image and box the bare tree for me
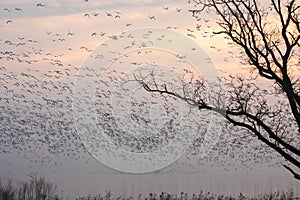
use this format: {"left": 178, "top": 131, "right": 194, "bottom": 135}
{"left": 136, "top": 0, "right": 300, "bottom": 179}
{"left": 0, "top": 174, "right": 59, "bottom": 200}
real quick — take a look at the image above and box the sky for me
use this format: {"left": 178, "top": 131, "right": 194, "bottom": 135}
{"left": 0, "top": 0, "right": 299, "bottom": 199}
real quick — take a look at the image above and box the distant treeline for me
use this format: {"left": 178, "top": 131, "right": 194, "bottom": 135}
{"left": 0, "top": 175, "right": 298, "bottom": 200}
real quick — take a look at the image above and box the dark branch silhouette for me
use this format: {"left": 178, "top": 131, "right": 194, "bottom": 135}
{"left": 136, "top": 0, "right": 300, "bottom": 180}
{"left": 283, "top": 164, "right": 300, "bottom": 180}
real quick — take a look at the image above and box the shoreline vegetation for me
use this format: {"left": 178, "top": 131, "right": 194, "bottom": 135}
{"left": 0, "top": 175, "right": 298, "bottom": 200}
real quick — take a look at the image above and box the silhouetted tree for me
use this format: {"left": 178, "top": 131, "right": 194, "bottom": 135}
{"left": 0, "top": 174, "right": 59, "bottom": 200}
{"left": 136, "top": 0, "right": 300, "bottom": 179}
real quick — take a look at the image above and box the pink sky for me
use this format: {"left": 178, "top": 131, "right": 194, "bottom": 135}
{"left": 0, "top": 0, "right": 299, "bottom": 199}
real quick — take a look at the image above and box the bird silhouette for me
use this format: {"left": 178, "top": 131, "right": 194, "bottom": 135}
{"left": 36, "top": 3, "right": 45, "bottom": 7}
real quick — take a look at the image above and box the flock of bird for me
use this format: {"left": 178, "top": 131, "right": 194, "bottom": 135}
{"left": 0, "top": 1, "right": 282, "bottom": 174}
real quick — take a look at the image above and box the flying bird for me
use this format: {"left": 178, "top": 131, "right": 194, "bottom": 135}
{"left": 36, "top": 3, "right": 45, "bottom": 7}
{"left": 187, "top": 33, "right": 196, "bottom": 38}
{"left": 67, "top": 31, "right": 74, "bottom": 36}
{"left": 45, "top": 31, "right": 52, "bottom": 35}
{"left": 188, "top": 9, "right": 200, "bottom": 17}
{"left": 149, "top": 15, "right": 156, "bottom": 20}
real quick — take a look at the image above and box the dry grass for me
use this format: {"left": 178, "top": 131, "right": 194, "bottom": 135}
{"left": 75, "top": 190, "right": 299, "bottom": 200}
{"left": 0, "top": 176, "right": 298, "bottom": 200}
